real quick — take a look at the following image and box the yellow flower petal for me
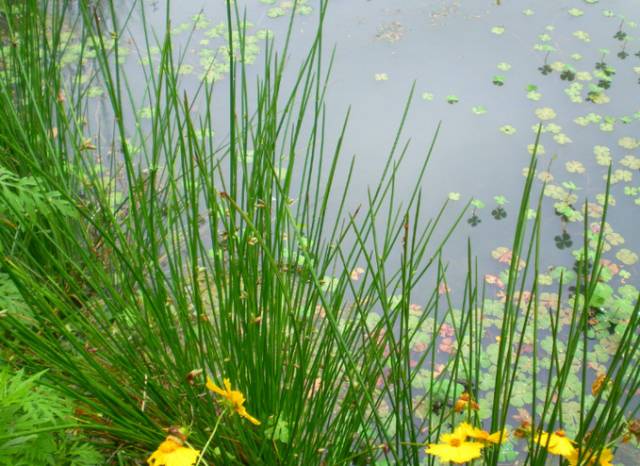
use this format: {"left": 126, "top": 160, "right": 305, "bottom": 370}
{"left": 206, "top": 377, "right": 226, "bottom": 397}
{"left": 425, "top": 441, "right": 484, "bottom": 464}
{"left": 147, "top": 437, "right": 200, "bottom": 466}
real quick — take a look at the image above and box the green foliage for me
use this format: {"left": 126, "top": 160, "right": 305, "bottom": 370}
{"left": 0, "top": 369, "right": 103, "bottom": 466}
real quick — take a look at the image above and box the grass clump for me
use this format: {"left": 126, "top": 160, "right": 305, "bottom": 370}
{"left": 0, "top": 0, "right": 638, "bottom": 465}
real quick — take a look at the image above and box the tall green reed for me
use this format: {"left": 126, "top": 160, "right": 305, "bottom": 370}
{"left": 0, "top": 0, "right": 638, "bottom": 465}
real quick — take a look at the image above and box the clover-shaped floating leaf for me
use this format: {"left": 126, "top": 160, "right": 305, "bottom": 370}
{"left": 467, "top": 214, "right": 481, "bottom": 227}
{"left": 374, "top": 73, "right": 389, "bottom": 81}
{"left": 616, "top": 249, "right": 639, "bottom": 265}
{"left": 497, "top": 62, "right": 511, "bottom": 71}
{"left": 500, "top": 125, "right": 517, "bottom": 135}
{"left": 555, "top": 232, "right": 573, "bottom": 250}
{"left": 421, "top": 92, "right": 434, "bottom": 101}
{"left": 267, "top": 7, "right": 286, "bottom": 18}
{"left": 446, "top": 95, "right": 459, "bottom": 104}
{"left": 523, "top": 8, "right": 535, "bottom": 16}
{"left": 573, "top": 30, "right": 591, "bottom": 42}
{"left": 538, "top": 64, "right": 553, "bottom": 75}
{"left": 568, "top": 8, "right": 584, "bottom": 17}
{"left": 528, "top": 143, "right": 545, "bottom": 155}
{"left": 535, "top": 107, "right": 557, "bottom": 120}
{"left": 492, "top": 75, "right": 506, "bottom": 86}
{"left": 494, "top": 195, "right": 508, "bottom": 205}
{"left": 554, "top": 133, "right": 572, "bottom": 145}
{"left": 562, "top": 181, "right": 581, "bottom": 191}
{"left": 527, "top": 90, "right": 542, "bottom": 101}
{"left": 472, "top": 105, "right": 487, "bottom": 115}
{"left": 618, "top": 136, "right": 639, "bottom": 149}
{"left": 596, "top": 193, "right": 616, "bottom": 206}
{"left": 491, "top": 26, "right": 505, "bottom": 35}
{"left": 491, "top": 207, "right": 507, "bottom": 220}
{"left": 448, "top": 192, "right": 461, "bottom": 201}
{"left": 566, "top": 160, "right": 585, "bottom": 174}
{"left": 471, "top": 199, "right": 485, "bottom": 209}
{"left": 620, "top": 155, "right": 640, "bottom": 170}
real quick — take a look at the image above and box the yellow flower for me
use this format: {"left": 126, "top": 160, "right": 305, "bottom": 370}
{"left": 534, "top": 430, "right": 576, "bottom": 458}
{"left": 424, "top": 423, "right": 485, "bottom": 464}
{"left": 206, "top": 377, "right": 261, "bottom": 425}
{"left": 147, "top": 435, "right": 200, "bottom": 466}
{"left": 465, "top": 425, "right": 509, "bottom": 445}
{"left": 568, "top": 447, "right": 614, "bottom": 466}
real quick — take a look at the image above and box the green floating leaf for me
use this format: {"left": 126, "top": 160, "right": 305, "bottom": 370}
{"left": 497, "top": 62, "right": 512, "bottom": 71}
{"left": 573, "top": 30, "right": 591, "bottom": 42}
{"left": 374, "top": 73, "right": 389, "bottom": 81}
{"left": 618, "top": 137, "right": 640, "bottom": 150}
{"left": 472, "top": 105, "right": 487, "bottom": 115}
{"left": 535, "top": 107, "right": 557, "bottom": 120}
{"left": 491, "top": 26, "right": 505, "bottom": 35}
{"left": 446, "top": 95, "right": 459, "bottom": 104}
{"left": 421, "top": 92, "right": 434, "bottom": 101}
{"left": 616, "top": 249, "right": 639, "bottom": 265}
{"left": 568, "top": 8, "right": 584, "bottom": 16}
{"left": 500, "top": 125, "right": 517, "bottom": 135}
{"left": 523, "top": 9, "right": 535, "bottom": 16}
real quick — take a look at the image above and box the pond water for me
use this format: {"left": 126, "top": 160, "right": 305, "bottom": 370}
{"left": 75, "top": 0, "right": 640, "bottom": 463}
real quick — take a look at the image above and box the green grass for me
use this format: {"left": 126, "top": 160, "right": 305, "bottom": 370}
{"left": 0, "top": 0, "right": 639, "bottom": 465}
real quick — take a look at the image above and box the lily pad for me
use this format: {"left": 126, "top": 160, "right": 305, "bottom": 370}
{"left": 491, "top": 26, "right": 506, "bottom": 35}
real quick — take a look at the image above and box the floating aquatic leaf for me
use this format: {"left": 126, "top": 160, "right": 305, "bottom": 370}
{"left": 616, "top": 249, "right": 638, "bottom": 265}
{"left": 491, "top": 26, "right": 505, "bottom": 35}
{"left": 472, "top": 105, "right": 487, "bottom": 115}
{"left": 571, "top": 53, "right": 583, "bottom": 60}
{"left": 594, "top": 145, "right": 612, "bottom": 165}
{"left": 497, "top": 62, "right": 511, "bottom": 71}
{"left": 573, "top": 30, "right": 591, "bottom": 42}
{"left": 494, "top": 195, "right": 508, "bottom": 205}
{"left": 137, "top": 107, "right": 153, "bottom": 119}
{"left": 446, "top": 95, "right": 459, "bottom": 104}
{"left": 87, "top": 86, "right": 104, "bottom": 97}
{"left": 492, "top": 75, "right": 506, "bottom": 86}
{"left": 448, "top": 192, "right": 461, "bottom": 201}
{"left": 554, "top": 133, "right": 572, "bottom": 145}
{"left": 595, "top": 193, "right": 616, "bottom": 206}
{"left": 620, "top": 155, "right": 640, "bottom": 170}
{"left": 471, "top": 199, "right": 485, "bottom": 209}
{"left": 500, "top": 125, "right": 517, "bottom": 135}
{"left": 538, "top": 33, "right": 552, "bottom": 42}
{"left": 421, "top": 92, "right": 434, "bottom": 101}
{"left": 568, "top": 8, "right": 584, "bottom": 16}
{"left": 523, "top": 9, "right": 534, "bottom": 16}
{"left": 267, "top": 7, "right": 286, "bottom": 18}
{"left": 535, "top": 107, "right": 557, "bottom": 120}
{"left": 607, "top": 169, "right": 633, "bottom": 184}
{"left": 562, "top": 181, "right": 580, "bottom": 191}
{"left": 527, "top": 90, "right": 542, "bottom": 101}
{"left": 618, "top": 137, "right": 639, "bottom": 149}
{"left": 374, "top": 73, "right": 389, "bottom": 81}
{"left": 528, "top": 143, "right": 545, "bottom": 155}
{"left": 575, "top": 71, "right": 592, "bottom": 81}
{"left": 178, "top": 64, "right": 194, "bottom": 75}
{"left": 538, "top": 171, "right": 554, "bottom": 182}
{"left": 566, "top": 160, "right": 585, "bottom": 173}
